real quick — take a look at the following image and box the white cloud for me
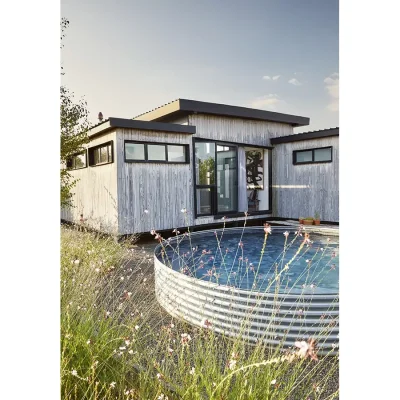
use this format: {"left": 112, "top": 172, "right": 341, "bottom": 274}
{"left": 262, "top": 75, "right": 271, "bottom": 80}
{"left": 288, "top": 78, "right": 302, "bottom": 86}
{"left": 272, "top": 75, "right": 281, "bottom": 81}
{"left": 250, "top": 94, "right": 283, "bottom": 110}
{"left": 324, "top": 72, "right": 339, "bottom": 112}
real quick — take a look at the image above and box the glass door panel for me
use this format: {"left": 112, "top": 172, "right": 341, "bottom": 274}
{"left": 216, "top": 145, "right": 237, "bottom": 213}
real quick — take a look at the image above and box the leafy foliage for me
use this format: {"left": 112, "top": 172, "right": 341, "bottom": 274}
{"left": 60, "top": 18, "right": 91, "bottom": 208}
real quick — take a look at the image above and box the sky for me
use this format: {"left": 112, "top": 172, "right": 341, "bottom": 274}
{"left": 61, "top": 0, "right": 338, "bottom": 133}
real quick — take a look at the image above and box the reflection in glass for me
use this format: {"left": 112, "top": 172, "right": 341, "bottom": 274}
{"left": 196, "top": 188, "right": 212, "bottom": 215}
{"left": 125, "top": 143, "right": 145, "bottom": 160}
{"left": 168, "top": 145, "right": 186, "bottom": 162}
{"left": 148, "top": 144, "right": 166, "bottom": 161}
{"left": 314, "top": 148, "right": 332, "bottom": 162}
{"left": 195, "top": 142, "right": 215, "bottom": 185}
{"left": 296, "top": 150, "right": 313, "bottom": 163}
{"left": 216, "top": 145, "right": 237, "bottom": 212}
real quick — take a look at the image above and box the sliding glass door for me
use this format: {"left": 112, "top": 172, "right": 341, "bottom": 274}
{"left": 194, "top": 140, "right": 238, "bottom": 216}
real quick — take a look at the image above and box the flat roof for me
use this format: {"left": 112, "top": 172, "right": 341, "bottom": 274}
{"left": 134, "top": 98, "right": 310, "bottom": 127}
{"left": 270, "top": 127, "right": 339, "bottom": 144}
{"left": 88, "top": 117, "right": 196, "bottom": 138}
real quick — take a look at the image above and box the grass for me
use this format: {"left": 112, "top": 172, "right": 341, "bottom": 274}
{"left": 61, "top": 223, "right": 339, "bottom": 400}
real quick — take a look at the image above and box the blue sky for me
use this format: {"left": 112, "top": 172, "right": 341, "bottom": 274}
{"left": 61, "top": 0, "right": 338, "bottom": 132}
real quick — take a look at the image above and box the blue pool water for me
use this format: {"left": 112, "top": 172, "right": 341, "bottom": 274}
{"left": 156, "top": 227, "right": 339, "bottom": 294}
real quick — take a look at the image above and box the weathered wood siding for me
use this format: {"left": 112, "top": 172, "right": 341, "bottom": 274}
{"left": 189, "top": 114, "right": 293, "bottom": 146}
{"left": 116, "top": 128, "right": 194, "bottom": 234}
{"left": 272, "top": 137, "right": 339, "bottom": 222}
{"left": 60, "top": 131, "right": 119, "bottom": 233}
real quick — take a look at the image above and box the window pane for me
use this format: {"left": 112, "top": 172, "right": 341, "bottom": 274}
{"left": 314, "top": 148, "right": 332, "bottom": 162}
{"left": 217, "top": 146, "right": 237, "bottom": 212}
{"left": 148, "top": 144, "right": 166, "bottom": 161}
{"left": 195, "top": 142, "right": 215, "bottom": 184}
{"left": 94, "top": 148, "right": 100, "bottom": 164}
{"left": 125, "top": 143, "right": 145, "bottom": 160}
{"left": 196, "top": 188, "right": 212, "bottom": 215}
{"left": 107, "top": 144, "right": 112, "bottom": 162}
{"left": 99, "top": 146, "right": 108, "bottom": 163}
{"left": 74, "top": 153, "right": 86, "bottom": 168}
{"left": 168, "top": 145, "right": 186, "bottom": 162}
{"left": 296, "top": 150, "right": 313, "bottom": 163}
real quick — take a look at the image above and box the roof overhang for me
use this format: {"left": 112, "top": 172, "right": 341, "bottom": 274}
{"left": 88, "top": 117, "right": 196, "bottom": 138}
{"left": 270, "top": 128, "right": 339, "bottom": 144}
{"left": 134, "top": 99, "right": 310, "bottom": 127}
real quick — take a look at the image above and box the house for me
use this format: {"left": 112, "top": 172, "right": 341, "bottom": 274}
{"left": 61, "top": 99, "right": 338, "bottom": 235}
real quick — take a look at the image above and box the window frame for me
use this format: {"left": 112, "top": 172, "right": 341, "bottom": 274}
{"left": 67, "top": 150, "right": 88, "bottom": 170}
{"left": 88, "top": 141, "right": 114, "bottom": 167}
{"left": 293, "top": 146, "right": 333, "bottom": 165}
{"left": 124, "top": 140, "right": 190, "bottom": 164}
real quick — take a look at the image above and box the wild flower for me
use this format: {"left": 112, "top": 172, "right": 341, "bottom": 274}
{"left": 172, "top": 228, "right": 180, "bottom": 234}
{"left": 263, "top": 223, "right": 272, "bottom": 234}
{"left": 150, "top": 229, "right": 156, "bottom": 235}
{"left": 181, "top": 333, "right": 192, "bottom": 345}
{"left": 95, "top": 268, "right": 100, "bottom": 273}
{"left": 157, "top": 394, "right": 168, "bottom": 400}
{"left": 283, "top": 231, "right": 289, "bottom": 237}
{"left": 71, "top": 369, "right": 78, "bottom": 376}
{"left": 238, "top": 241, "right": 244, "bottom": 248}
{"left": 156, "top": 373, "right": 163, "bottom": 381}
{"left": 74, "top": 259, "right": 80, "bottom": 265}
{"left": 294, "top": 338, "right": 318, "bottom": 361}
{"left": 201, "top": 318, "right": 212, "bottom": 328}
{"left": 189, "top": 367, "right": 195, "bottom": 375}
{"left": 128, "top": 350, "right": 134, "bottom": 354}
{"left": 110, "top": 382, "right": 116, "bottom": 388}
{"left": 119, "top": 346, "right": 126, "bottom": 351}
{"left": 271, "top": 379, "right": 277, "bottom": 385}
{"left": 228, "top": 359, "right": 237, "bottom": 370}
{"left": 135, "top": 325, "right": 140, "bottom": 330}
{"left": 168, "top": 347, "right": 173, "bottom": 355}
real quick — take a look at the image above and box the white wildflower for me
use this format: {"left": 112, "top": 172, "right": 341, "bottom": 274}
{"left": 71, "top": 369, "right": 78, "bottom": 376}
{"left": 135, "top": 325, "right": 140, "bottom": 330}
{"left": 110, "top": 382, "right": 116, "bottom": 388}
{"left": 189, "top": 367, "right": 195, "bottom": 375}
{"left": 74, "top": 259, "right": 80, "bottom": 265}
{"left": 271, "top": 379, "right": 277, "bottom": 385}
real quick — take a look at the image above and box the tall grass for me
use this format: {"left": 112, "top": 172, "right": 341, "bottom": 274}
{"left": 61, "top": 222, "right": 339, "bottom": 400}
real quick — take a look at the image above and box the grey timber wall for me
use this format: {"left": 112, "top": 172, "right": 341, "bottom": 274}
{"left": 116, "top": 128, "right": 194, "bottom": 235}
{"left": 272, "top": 137, "right": 339, "bottom": 222}
{"left": 60, "top": 131, "right": 119, "bottom": 233}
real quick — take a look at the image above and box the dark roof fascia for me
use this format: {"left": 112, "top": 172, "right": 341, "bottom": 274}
{"left": 134, "top": 99, "right": 310, "bottom": 127}
{"left": 270, "top": 128, "right": 339, "bottom": 144}
{"left": 88, "top": 117, "right": 196, "bottom": 138}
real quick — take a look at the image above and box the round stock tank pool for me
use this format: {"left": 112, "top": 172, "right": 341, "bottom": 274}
{"left": 154, "top": 226, "right": 339, "bottom": 355}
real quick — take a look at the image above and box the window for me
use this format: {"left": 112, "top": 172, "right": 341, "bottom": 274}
{"left": 67, "top": 151, "right": 87, "bottom": 170}
{"left": 88, "top": 141, "right": 113, "bottom": 166}
{"left": 148, "top": 144, "right": 166, "bottom": 161}
{"left": 124, "top": 141, "right": 188, "bottom": 163}
{"left": 293, "top": 146, "right": 332, "bottom": 165}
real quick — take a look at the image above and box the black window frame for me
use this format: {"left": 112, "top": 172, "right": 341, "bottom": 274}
{"left": 66, "top": 150, "right": 88, "bottom": 170}
{"left": 124, "top": 140, "right": 190, "bottom": 164}
{"left": 88, "top": 141, "right": 114, "bottom": 167}
{"left": 293, "top": 146, "right": 333, "bottom": 165}
{"left": 194, "top": 138, "right": 240, "bottom": 218}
